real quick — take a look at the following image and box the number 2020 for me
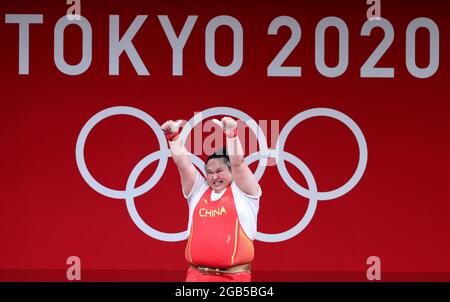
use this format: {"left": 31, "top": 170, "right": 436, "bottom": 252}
{"left": 267, "top": 16, "right": 439, "bottom": 79}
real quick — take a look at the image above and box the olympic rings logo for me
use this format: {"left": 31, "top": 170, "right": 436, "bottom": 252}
{"left": 75, "top": 106, "right": 368, "bottom": 243}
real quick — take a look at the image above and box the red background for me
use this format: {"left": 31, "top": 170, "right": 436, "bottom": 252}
{"left": 1, "top": 0, "right": 449, "bottom": 281}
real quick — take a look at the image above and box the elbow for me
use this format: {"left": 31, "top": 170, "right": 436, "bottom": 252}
{"left": 172, "top": 155, "right": 191, "bottom": 171}
{"left": 175, "top": 161, "right": 191, "bottom": 172}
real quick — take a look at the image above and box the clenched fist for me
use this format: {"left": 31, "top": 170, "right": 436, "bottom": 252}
{"left": 161, "top": 120, "right": 183, "bottom": 141}
{"left": 212, "top": 117, "right": 238, "bottom": 138}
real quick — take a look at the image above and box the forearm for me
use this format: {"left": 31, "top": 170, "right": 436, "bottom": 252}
{"left": 169, "top": 136, "right": 192, "bottom": 170}
{"left": 226, "top": 135, "right": 244, "bottom": 167}
{"left": 226, "top": 134, "right": 260, "bottom": 196}
{"left": 161, "top": 119, "right": 198, "bottom": 195}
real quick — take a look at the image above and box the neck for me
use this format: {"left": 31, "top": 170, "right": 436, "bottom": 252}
{"left": 213, "top": 188, "right": 226, "bottom": 194}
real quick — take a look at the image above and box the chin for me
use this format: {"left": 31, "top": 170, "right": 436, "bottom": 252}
{"left": 211, "top": 184, "right": 227, "bottom": 191}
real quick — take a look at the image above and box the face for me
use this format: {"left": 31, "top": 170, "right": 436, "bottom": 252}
{"left": 206, "top": 158, "right": 233, "bottom": 193}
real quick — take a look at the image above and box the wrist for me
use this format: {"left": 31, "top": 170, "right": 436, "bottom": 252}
{"left": 225, "top": 127, "right": 238, "bottom": 138}
{"left": 165, "top": 131, "right": 180, "bottom": 142}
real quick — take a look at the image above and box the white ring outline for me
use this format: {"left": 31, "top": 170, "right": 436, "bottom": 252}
{"left": 75, "top": 106, "right": 169, "bottom": 199}
{"left": 125, "top": 151, "right": 206, "bottom": 242}
{"left": 276, "top": 108, "right": 368, "bottom": 201}
{"left": 247, "top": 151, "right": 318, "bottom": 242}
{"left": 75, "top": 106, "right": 368, "bottom": 242}
{"left": 179, "top": 107, "right": 269, "bottom": 180}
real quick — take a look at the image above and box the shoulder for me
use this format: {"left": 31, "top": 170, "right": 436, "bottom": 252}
{"left": 184, "top": 171, "right": 208, "bottom": 201}
{"left": 231, "top": 181, "right": 262, "bottom": 201}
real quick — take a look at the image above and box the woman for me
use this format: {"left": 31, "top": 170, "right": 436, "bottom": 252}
{"left": 160, "top": 117, "right": 262, "bottom": 282}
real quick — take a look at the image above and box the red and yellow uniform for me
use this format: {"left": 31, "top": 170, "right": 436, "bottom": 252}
{"left": 183, "top": 173, "right": 261, "bottom": 282}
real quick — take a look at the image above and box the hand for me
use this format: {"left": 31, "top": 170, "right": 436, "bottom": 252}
{"left": 212, "top": 117, "right": 238, "bottom": 138}
{"left": 161, "top": 120, "right": 183, "bottom": 141}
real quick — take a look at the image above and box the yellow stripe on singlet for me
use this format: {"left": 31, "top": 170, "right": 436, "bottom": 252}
{"left": 231, "top": 218, "right": 238, "bottom": 266}
{"left": 188, "top": 224, "right": 193, "bottom": 264}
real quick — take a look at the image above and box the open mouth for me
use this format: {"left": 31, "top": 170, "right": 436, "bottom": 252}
{"left": 213, "top": 181, "right": 223, "bottom": 186}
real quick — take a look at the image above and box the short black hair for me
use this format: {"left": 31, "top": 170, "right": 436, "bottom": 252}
{"left": 206, "top": 147, "right": 231, "bottom": 170}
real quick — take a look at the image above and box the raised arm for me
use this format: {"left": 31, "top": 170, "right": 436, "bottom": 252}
{"left": 161, "top": 120, "right": 198, "bottom": 196}
{"left": 216, "top": 117, "right": 261, "bottom": 196}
